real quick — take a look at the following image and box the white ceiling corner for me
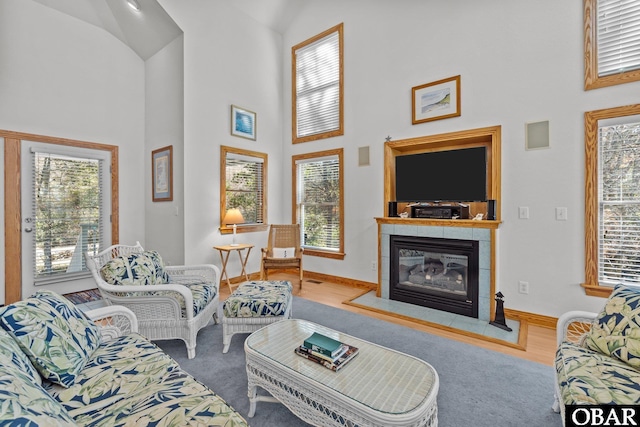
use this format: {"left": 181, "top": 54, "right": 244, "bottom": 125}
{"left": 29, "top": 0, "right": 307, "bottom": 60}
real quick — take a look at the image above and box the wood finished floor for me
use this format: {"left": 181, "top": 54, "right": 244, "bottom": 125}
{"left": 220, "top": 273, "right": 557, "bottom": 367}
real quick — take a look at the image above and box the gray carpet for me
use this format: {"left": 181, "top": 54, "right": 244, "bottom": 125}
{"left": 156, "top": 298, "right": 562, "bottom": 427}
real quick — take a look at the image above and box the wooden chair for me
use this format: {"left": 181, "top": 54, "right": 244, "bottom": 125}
{"left": 261, "top": 224, "right": 304, "bottom": 288}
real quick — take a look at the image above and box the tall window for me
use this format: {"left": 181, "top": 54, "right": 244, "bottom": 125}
{"left": 293, "top": 149, "right": 344, "bottom": 259}
{"left": 30, "top": 147, "right": 110, "bottom": 284}
{"left": 584, "top": 104, "right": 640, "bottom": 297}
{"left": 220, "top": 146, "right": 268, "bottom": 234}
{"left": 292, "top": 23, "right": 344, "bottom": 144}
{"left": 585, "top": 0, "right": 640, "bottom": 90}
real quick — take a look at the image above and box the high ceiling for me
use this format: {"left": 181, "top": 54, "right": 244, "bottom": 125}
{"left": 31, "top": 0, "right": 307, "bottom": 60}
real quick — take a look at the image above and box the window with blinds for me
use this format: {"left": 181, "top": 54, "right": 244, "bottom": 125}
{"left": 597, "top": 0, "right": 640, "bottom": 76}
{"left": 225, "top": 153, "right": 264, "bottom": 225}
{"left": 292, "top": 23, "right": 343, "bottom": 144}
{"left": 598, "top": 115, "right": 640, "bottom": 285}
{"left": 32, "top": 151, "right": 105, "bottom": 282}
{"left": 585, "top": 0, "right": 640, "bottom": 89}
{"left": 294, "top": 150, "right": 343, "bottom": 255}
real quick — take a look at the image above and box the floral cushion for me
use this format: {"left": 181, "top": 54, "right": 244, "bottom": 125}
{"left": 47, "top": 333, "right": 247, "bottom": 427}
{"left": 223, "top": 280, "right": 292, "bottom": 318}
{"left": 119, "top": 283, "right": 217, "bottom": 318}
{"left": 584, "top": 284, "right": 640, "bottom": 367}
{"left": 0, "top": 362, "right": 75, "bottom": 426}
{"left": 0, "top": 290, "right": 101, "bottom": 388}
{"left": 556, "top": 340, "right": 640, "bottom": 405}
{"left": 0, "top": 327, "right": 41, "bottom": 385}
{"left": 100, "top": 250, "right": 170, "bottom": 287}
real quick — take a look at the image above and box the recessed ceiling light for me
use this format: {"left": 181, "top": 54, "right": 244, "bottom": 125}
{"left": 126, "top": 0, "right": 140, "bottom": 11}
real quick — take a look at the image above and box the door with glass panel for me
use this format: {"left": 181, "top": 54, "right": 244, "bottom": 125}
{"left": 20, "top": 141, "right": 111, "bottom": 297}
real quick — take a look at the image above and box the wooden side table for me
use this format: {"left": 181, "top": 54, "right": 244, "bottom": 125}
{"left": 214, "top": 243, "right": 254, "bottom": 293}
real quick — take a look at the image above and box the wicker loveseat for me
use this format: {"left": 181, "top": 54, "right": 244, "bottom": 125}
{"left": 553, "top": 284, "right": 640, "bottom": 424}
{"left": 86, "top": 242, "right": 219, "bottom": 359}
{"left": 0, "top": 290, "right": 247, "bottom": 426}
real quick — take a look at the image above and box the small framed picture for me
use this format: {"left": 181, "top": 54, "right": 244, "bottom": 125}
{"left": 152, "top": 145, "right": 173, "bottom": 202}
{"left": 231, "top": 105, "right": 257, "bottom": 140}
{"left": 412, "top": 75, "right": 461, "bottom": 124}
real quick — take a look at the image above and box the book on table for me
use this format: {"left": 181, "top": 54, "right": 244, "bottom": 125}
{"left": 303, "top": 332, "right": 344, "bottom": 358}
{"left": 296, "top": 333, "right": 359, "bottom": 372}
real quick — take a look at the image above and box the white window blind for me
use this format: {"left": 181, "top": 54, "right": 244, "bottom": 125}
{"left": 598, "top": 115, "right": 640, "bottom": 285}
{"left": 295, "top": 29, "right": 341, "bottom": 139}
{"left": 225, "top": 154, "right": 264, "bottom": 224}
{"left": 296, "top": 155, "right": 340, "bottom": 251}
{"left": 31, "top": 150, "right": 105, "bottom": 283}
{"left": 597, "top": 0, "right": 640, "bottom": 76}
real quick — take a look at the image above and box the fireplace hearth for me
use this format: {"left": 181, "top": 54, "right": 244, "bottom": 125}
{"left": 389, "top": 235, "right": 479, "bottom": 318}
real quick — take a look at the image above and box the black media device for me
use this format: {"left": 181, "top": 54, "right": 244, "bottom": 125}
{"left": 395, "top": 147, "right": 487, "bottom": 203}
{"left": 388, "top": 201, "right": 398, "bottom": 217}
{"left": 487, "top": 199, "right": 496, "bottom": 220}
{"left": 411, "top": 204, "right": 470, "bottom": 219}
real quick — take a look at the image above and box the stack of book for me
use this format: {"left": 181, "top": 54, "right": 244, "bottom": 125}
{"left": 295, "top": 331, "right": 359, "bottom": 372}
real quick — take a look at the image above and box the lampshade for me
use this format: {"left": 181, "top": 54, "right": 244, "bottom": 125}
{"left": 223, "top": 208, "right": 245, "bottom": 226}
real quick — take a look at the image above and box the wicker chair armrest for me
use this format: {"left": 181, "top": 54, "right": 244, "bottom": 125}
{"left": 165, "top": 264, "right": 220, "bottom": 286}
{"left": 99, "top": 282, "right": 196, "bottom": 318}
{"left": 85, "top": 305, "right": 138, "bottom": 341}
{"left": 556, "top": 310, "right": 598, "bottom": 346}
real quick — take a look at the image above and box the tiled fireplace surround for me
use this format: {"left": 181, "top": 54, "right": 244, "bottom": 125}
{"left": 379, "top": 222, "right": 493, "bottom": 322}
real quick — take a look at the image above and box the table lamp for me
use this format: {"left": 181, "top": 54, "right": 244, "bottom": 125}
{"left": 223, "top": 208, "right": 245, "bottom": 246}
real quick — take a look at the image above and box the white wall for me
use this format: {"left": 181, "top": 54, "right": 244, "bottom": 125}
{"left": 281, "top": 0, "right": 640, "bottom": 317}
{"left": 0, "top": 0, "right": 146, "bottom": 298}
{"left": 160, "top": 0, "right": 285, "bottom": 277}
{"left": 145, "top": 35, "right": 185, "bottom": 265}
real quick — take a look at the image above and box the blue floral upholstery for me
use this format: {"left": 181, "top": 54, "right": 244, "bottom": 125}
{"left": 584, "top": 284, "right": 640, "bottom": 367}
{"left": 555, "top": 340, "right": 640, "bottom": 405}
{"left": 100, "top": 250, "right": 216, "bottom": 317}
{"left": 223, "top": 280, "right": 293, "bottom": 318}
{"left": 0, "top": 328, "right": 41, "bottom": 385}
{"left": 45, "top": 333, "right": 247, "bottom": 426}
{"left": 0, "top": 361, "right": 76, "bottom": 426}
{"left": 555, "top": 285, "right": 640, "bottom": 410}
{"left": 100, "top": 250, "right": 170, "bottom": 286}
{"left": 0, "top": 290, "right": 248, "bottom": 426}
{"left": 0, "top": 290, "right": 101, "bottom": 387}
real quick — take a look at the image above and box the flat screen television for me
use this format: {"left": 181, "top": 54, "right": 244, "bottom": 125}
{"left": 395, "top": 147, "right": 487, "bottom": 202}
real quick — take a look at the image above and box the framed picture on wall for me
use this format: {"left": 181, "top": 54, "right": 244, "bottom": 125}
{"left": 231, "top": 105, "right": 257, "bottom": 140}
{"left": 412, "top": 75, "right": 461, "bottom": 124}
{"left": 152, "top": 145, "right": 173, "bottom": 202}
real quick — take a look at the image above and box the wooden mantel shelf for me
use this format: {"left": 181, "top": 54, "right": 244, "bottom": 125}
{"left": 375, "top": 217, "right": 501, "bottom": 229}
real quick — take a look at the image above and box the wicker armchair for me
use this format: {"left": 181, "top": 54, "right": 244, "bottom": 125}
{"left": 85, "top": 242, "right": 219, "bottom": 359}
{"left": 261, "top": 224, "right": 304, "bottom": 288}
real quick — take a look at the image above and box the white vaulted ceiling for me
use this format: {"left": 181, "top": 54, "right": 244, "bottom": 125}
{"left": 31, "top": 0, "right": 307, "bottom": 60}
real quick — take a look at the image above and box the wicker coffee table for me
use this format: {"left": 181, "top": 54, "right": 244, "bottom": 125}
{"left": 244, "top": 319, "right": 439, "bottom": 427}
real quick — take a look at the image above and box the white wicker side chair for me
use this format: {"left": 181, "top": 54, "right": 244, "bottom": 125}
{"left": 85, "top": 242, "right": 220, "bottom": 359}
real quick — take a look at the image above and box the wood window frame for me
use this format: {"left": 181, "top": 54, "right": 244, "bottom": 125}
{"left": 584, "top": 0, "right": 640, "bottom": 90}
{"left": 582, "top": 104, "right": 640, "bottom": 297}
{"left": 2, "top": 129, "right": 119, "bottom": 304}
{"left": 291, "top": 23, "right": 344, "bottom": 144}
{"left": 292, "top": 148, "right": 345, "bottom": 259}
{"left": 219, "top": 146, "right": 268, "bottom": 235}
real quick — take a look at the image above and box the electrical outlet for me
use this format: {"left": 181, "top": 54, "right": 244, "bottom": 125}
{"left": 371, "top": 261, "right": 377, "bottom": 271}
{"left": 518, "top": 280, "right": 529, "bottom": 294}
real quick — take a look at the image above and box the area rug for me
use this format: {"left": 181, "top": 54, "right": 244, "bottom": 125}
{"left": 62, "top": 288, "right": 102, "bottom": 304}
{"left": 156, "top": 297, "right": 562, "bottom": 427}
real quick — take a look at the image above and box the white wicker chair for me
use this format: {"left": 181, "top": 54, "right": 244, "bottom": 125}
{"left": 85, "top": 242, "right": 219, "bottom": 359}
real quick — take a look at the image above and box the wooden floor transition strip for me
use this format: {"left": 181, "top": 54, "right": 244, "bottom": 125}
{"left": 343, "top": 289, "right": 528, "bottom": 351}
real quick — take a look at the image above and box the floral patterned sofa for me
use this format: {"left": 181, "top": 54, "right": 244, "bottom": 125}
{"left": 0, "top": 290, "right": 248, "bottom": 426}
{"left": 553, "top": 284, "right": 640, "bottom": 424}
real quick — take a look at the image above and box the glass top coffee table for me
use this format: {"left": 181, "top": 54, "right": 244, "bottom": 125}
{"left": 244, "top": 319, "right": 439, "bottom": 427}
